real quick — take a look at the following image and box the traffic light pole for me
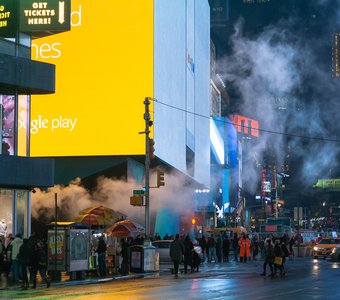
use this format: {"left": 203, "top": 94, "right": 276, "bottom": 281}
{"left": 144, "top": 97, "right": 151, "bottom": 244}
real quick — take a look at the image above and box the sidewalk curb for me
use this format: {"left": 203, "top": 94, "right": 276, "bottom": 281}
{"left": 0, "top": 273, "right": 155, "bottom": 291}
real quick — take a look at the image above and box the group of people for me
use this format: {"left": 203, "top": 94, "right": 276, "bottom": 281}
{"left": 169, "top": 234, "right": 202, "bottom": 278}
{"left": 0, "top": 232, "right": 50, "bottom": 289}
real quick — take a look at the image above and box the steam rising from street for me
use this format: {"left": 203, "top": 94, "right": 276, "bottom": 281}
{"left": 218, "top": 7, "right": 340, "bottom": 193}
{"left": 31, "top": 171, "right": 194, "bottom": 224}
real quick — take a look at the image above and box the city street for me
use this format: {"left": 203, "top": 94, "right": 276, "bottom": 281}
{"left": 1, "top": 258, "right": 339, "bottom": 300}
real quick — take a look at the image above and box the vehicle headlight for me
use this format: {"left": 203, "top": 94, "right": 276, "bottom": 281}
{"left": 331, "top": 248, "right": 336, "bottom": 254}
{"left": 313, "top": 246, "right": 319, "bottom": 251}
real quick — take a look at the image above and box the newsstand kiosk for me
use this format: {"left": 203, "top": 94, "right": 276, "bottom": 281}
{"left": 47, "top": 222, "right": 91, "bottom": 281}
{"left": 130, "top": 245, "right": 159, "bottom": 273}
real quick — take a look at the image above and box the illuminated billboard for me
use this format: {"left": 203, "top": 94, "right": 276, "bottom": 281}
{"left": 0, "top": 0, "right": 70, "bottom": 38}
{"left": 30, "top": 0, "right": 154, "bottom": 156}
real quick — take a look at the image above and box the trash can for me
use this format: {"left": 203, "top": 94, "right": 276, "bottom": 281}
{"left": 130, "top": 245, "right": 158, "bottom": 273}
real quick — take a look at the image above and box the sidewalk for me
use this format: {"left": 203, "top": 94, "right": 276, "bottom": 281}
{"left": 0, "top": 271, "right": 155, "bottom": 291}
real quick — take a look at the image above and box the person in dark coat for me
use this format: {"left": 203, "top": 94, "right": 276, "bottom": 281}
{"left": 17, "top": 238, "right": 31, "bottom": 289}
{"left": 31, "top": 240, "right": 50, "bottom": 288}
{"left": 274, "top": 239, "right": 284, "bottom": 277}
{"left": 120, "top": 238, "right": 129, "bottom": 275}
{"left": 96, "top": 237, "right": 107, "bottom": 277}
{"left": 207, "top": 234, "right": 216, "bottom": 263}
{"left": 199, "top": 235, "right": 207, "bottom": 262}
{"left": 169, "top": 234, "right": 184, "bottom": 278}
{"left": 260, "top": 238, "right": 274, "bottom": 277}
{"left": 216, "top": 235, "right": 222, "bottom": 263}
{"left": 232, "top": 233, "right": 239, "bottom": 262}
{"left": 222, "top": 234, "right": 230, "bottom": 262}
{"left": 183, "top": 235, "right": 194, "bottom": 274}
{"left": 191, "top": 249, "right": 201, "bottom": 272}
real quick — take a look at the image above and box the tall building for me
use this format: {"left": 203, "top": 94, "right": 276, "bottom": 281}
{"left": 0, "top": 0, "right": 71, "bottom": 237}
{"left": 29, "top": 0, "right": 211, "bottom": 237}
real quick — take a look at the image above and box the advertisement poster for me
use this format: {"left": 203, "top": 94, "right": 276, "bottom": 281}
{"left": 131, "top": 251, "right": 141, "bottom": 269}
{"left": 48, "top": 230, "right": 65, "bottom": 264}
{"left": 0, "top": 95, "right": 15, "bottom": 155}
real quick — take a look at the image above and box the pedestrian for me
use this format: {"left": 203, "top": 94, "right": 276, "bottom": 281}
{"left": 232, "top": 233, "right": 239, "bottom": 262}
{"left": 96, "top": 236, "right": 107, "bottom": 277}
{"left": 183, "top": 235, "right": 193, "bottom": 274}
{"left": 222, "top": 234, "right": 230, "bottom": 262}
{"left": 163, "top": 233, "right": 170, "bottom": 240}
{"left": 252, "top": 234, "right": 259, "bottom": 260}
{"left": 169, "top": 234, "right": 184, "bottom": 278}
{"left": 9, "top": 233, "right": 23, "bottom": 283}
{"left": 0, "top": 238, "right": 5, "bottom": 276}
{"left": 238, "top": 234, "right": 251, "bottom": 263}
{"left": 191, "top": 249, "right": 201, "bottom": 272}
{"left": 17, "top": 238, "right": 31, "bottom": 290}
{"left": 31, "top": 240, "right": 50, "bottom": 288}
{"left": 273, "top": 239, "right": 284, "bottom": 277}
{"left": 260, "top": 238, "right": 274, "bottom": 277}
{"left": 288, "top": 236, "right": 295, "bottom": 259}
{"left": 120, "top": 238, "right": 129, "bottom": 275}
{"left": 4, "top": 234, "right": 14, "bottom": 277}
{"left": 199, "top": 234, "right": 207, "bottom": 262}
{"left": 207, "top": 234, "right": 216, "bottom": 263}
{"left": 216, "top": 235, "right": 222, "bottom": 263}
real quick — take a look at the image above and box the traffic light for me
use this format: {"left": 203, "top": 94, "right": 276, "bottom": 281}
{"left": 157, "top": 170, "right": 165, "bottom": 187}
{"left": 191, "top": 218, "right": 196, "bottom": 225}
{"left": 130, "top": 195, "right": 144, "bottom": 206}
{"left": 149, "top": 139, "right": 155, "bottom": 159}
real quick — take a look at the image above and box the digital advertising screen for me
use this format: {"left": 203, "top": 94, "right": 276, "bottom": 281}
{"left": 30, "top": 0, "right": 154, "bottom": 157}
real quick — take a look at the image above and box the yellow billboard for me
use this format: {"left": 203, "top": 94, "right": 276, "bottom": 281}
{"left": 30, "top": 0, "right": 154, "bottom": 156}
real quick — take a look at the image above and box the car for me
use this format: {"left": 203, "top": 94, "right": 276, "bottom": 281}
{"left": 152, "top": 240, "right": 173, "bottom": 264}
{"left": 330, "top": 247, "right": 340, "bottom": 261}
{"left": 152, "top": 239, "right": 203, "bottom": 264}
{"left": 312, "top": 238, "right": 340, "bottom": 259}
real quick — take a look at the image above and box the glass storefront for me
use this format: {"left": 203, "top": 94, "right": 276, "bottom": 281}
{"left": 0, "top": 189, "right": 29, "bottom": 238}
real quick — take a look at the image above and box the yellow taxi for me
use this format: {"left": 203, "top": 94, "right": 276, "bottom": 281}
{"left": 313, "top": 238, "right": 340, "bottom": 259}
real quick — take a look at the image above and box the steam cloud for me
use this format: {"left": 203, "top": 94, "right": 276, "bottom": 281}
{"left": 32, "top": 171, "right": 194, "bottom": 225}
{"left": 217, "top": 4, "right": 340, "bottom": 194}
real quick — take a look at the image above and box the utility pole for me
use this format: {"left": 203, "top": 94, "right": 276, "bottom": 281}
{"left": 143, "top": 97, "right": 151, "bottom": 244}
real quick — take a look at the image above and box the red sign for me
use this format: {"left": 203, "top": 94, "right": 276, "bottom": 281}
{"left": 230, "top": 114, "right": 259, "bottom": 137}
{"left": 265, "top": 225, "right": 277, "bottom": 232}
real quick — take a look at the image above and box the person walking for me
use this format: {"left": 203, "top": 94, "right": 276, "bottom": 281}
{"left": 238, "top": 234, "right": 251, "bottom": 263}
{"left": 199, "top": 235, "right": 207, "bottom": 262}
{"left": 9, "top": 233, "right": 23, "bottom": 283}
{"left": 31, "top": 240, "right": 50, "bottom": 288}
{"left": 222, "top": 234, "right": 230, "bottom": 262}
{"left": 169, "top": 234, "right": 184, "bottom": 278}
{"left": 207, "top": 234, "right": 216, "bottom": 263}
{"left": 183, "top": 235, "right": 193, "bottom": 274}
{"left": 17, "top": 238, "right": 31, "bottom": 290}
{"left": 252, "top": 234, "right": 259, "bottom": 260}
{"left": 260, "top": 238, "right": 275, "bottom": 277}
{"left": 96, "top": 236, "right": 107, "bottom": 277}
{"left": 232, "top": 233, "right": 239, "bottom": 262}
{"left": 216, "top": 235, "right": 222, "bottom": 263}
{"left": 273, "top": 239, "right": 284, "bottom": 277}
{"left": 120, "top": 238, "right": 129, "bottom": 275}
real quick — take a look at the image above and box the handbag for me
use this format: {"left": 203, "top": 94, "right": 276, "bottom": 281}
{"left": 274, "top": 256, "right": 283, "bottom": 265}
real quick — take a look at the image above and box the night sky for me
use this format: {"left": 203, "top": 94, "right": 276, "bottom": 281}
{"left": 210, "top": 0, "right": 340, "bottom": 210}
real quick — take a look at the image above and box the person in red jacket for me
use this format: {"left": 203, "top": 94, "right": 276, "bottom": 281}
{"left": 238, "top": 234, "right": 251, "bottom": 263}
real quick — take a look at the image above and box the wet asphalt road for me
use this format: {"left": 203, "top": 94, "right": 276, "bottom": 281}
{"left": 1, "top": 258, "right": 339, "bottom": 300}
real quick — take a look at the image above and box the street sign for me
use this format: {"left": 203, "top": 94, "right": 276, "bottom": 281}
{"left": 130, "top": 195, "right": 144, "bottom": 206}
{"left": 133, "top": 189, "right": 145, "bottom": 195}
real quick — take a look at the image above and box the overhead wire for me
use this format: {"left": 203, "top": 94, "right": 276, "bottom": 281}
{"left": 150, "top": 98, "right": 340, "bottom": 143}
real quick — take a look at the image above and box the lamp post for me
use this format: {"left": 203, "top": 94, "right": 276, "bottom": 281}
{"left": 275, "top": 172, "right": 289, "bottom": 218}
